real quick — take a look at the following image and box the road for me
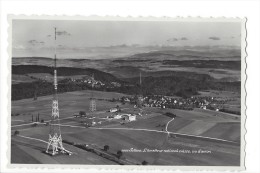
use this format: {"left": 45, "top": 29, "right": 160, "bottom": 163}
{"left": 11, "top": 116, "right": 75, "bottom": 128}
{"left": 89, "top": 126, "right": 239, "bottom": 145}
{"left": 165, "top": 117, "right": 175, "bottom": 135}
{"left": 16, "top": 135, "right": 74, "bottom": 155}
{"left": 14, "top": 120, "right": 238, "bottom": 145}
{"left": 11, "top": 107, "right": 131, "bottom": 128}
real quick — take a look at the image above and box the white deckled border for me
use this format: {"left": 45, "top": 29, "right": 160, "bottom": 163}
{"left": 6, "top": 15, "right": 247, "bottom": 171}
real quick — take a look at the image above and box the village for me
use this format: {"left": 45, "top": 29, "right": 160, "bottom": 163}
{"left": 118, "top": 93, "right": 239, "bottom": 114}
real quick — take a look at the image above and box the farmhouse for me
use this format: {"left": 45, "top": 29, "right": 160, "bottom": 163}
{"left": 113, "top": 114, "right": 122, "bottom": 119}
{"left": 121, "top": 114, "right": 136, "bottom": 122}
{"left": 128, "top": 115, "right": 136, "bottom": 121}
{"left": 109, "top": 108, "right": 118, "bottom": 113}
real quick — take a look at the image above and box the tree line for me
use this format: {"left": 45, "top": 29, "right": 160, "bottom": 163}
{"left": 11, "top": 65, "right": 241, "bottom": 100}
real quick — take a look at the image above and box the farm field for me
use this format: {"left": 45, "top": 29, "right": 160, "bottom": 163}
{"left": 11, "top": 134, "right": 116, "bottom": 164}
{"left": 11, "top": 90, "right": 130, "bottom": 126}
{"left": 196, "top": 90, "right": 241, "bottom": 113}
{"left": 11, "top": 90, "right": 241, "bottom": 165}
{"left": 11, "top": 121, "right": 240, "bottom": 165}
{"left": 12, "top": 74, "right": 37, "bottom": 84}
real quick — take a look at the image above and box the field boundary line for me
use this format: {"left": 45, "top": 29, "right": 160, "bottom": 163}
{"left": 16, "top": 135, "right": 76, "bottom": 154}
{"left": 53, "top": 124, "right": 86, "bottom": 129}
{"left": 11, "top": 122, "right": 36, "bottom": 127}
{"left": 18, "top": 134, "right": 48, "bottom": 144}
{"left": 11, "top": 116, "right": 75, "bottom": 128}
{"left": 89, "top": 127, "right": 239, "bottom": 144}
{"left": 165, "top": 117, "right": 175, "bottom": 135}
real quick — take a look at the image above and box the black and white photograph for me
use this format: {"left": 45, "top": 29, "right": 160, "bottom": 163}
{"left": 10, "top": 17, "right": 244, "bottom": 167}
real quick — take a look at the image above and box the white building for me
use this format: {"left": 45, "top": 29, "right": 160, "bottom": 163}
{"left": 110, "top": 108, "right": 118, "bottom": 113}
{"left": 113, "top": 114, "right": 122, "bottom": 119}
{"left": 200, "top": 106, "right": 207, "bottom": 110}
{"left": 128, "top": 115, "right": 136, "bottom": 121}
{"left": 121, "top": 114, "right": 136, "bottom": 122}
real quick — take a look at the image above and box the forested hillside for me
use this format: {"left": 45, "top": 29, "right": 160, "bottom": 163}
{"left": 12, "top": 65, "right": 240, "bottom": 100}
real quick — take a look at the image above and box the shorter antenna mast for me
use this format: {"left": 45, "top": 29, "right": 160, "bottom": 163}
{"left": 54, "top": 27, "right": 57, "bottom": 69}
{"left": 140, "top": 72, "right": 142, "bottom": 86}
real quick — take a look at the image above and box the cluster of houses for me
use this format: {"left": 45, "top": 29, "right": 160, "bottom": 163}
{"left": 69, "top": 76, "right": 105, "bottom": 88}
{"left": 108, "top": 107, "right": 136, "bottom": 122}
{"left": 108, "top": 113, "right": 136, "bottom": 122}
{"left": 64, "top": 76, "right": 122, "bottom": 89}
{"left": 110, "top": 82, "right": 121, "bottom": 88}
{"left": 121, "top": 95, "right": 230, "bottom": 111}
{"left": 74, "top": 105, "right": 137, "bottom": 128}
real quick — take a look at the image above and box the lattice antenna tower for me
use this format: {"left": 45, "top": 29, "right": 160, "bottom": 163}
{"left": 46, "top": 28, "right": 68, "bottom": 156}
{"left": 89, "top": 73, "right": 96, "bottom": 112}
{"left": 140, "top": 71, "right": 142, "bottom": 87}
{"left": 137, "top": 71, "right": 143, "bottom": 114}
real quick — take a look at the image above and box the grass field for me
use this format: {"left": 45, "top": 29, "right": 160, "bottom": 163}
{"left": 197, "top": 90, "right": 241, "bottom": 113}
{"left": 12, "top": 74, "right": 36, "bottom": 84}
{"left": 11, "top": 123, "right": 240, "bottom": 165}
{"left": 11, "top": 143, "right": 41, "bottom": 164}
{"left": 11, "top": 134, "right": 116, "bottom": 164}
{"left": 11, "top": 90, "right": 241, "bottom": 165}
{"left": 11, "top": 90, "right": 130, "bottom": 126}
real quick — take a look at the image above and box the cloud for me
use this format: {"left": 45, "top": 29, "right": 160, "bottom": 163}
{"left": 180, "top": 37, "right": 188, "bottom": 41}
{"left": 208, "top": 36, "right": 220, "bottom": 40}
{"left": 28, "top": 40, "right": 37, "bottom": 44}
{"left": 13, "top": 45, "right": 27, "bottom": 49}
{"left": 167, "top": 37, "right": 188, "bottom": 42}
{"left": 167, "top": 38, "right": 178, "bottom": 42}
{"left": 28, "top": 40, "right": 45, "bottom": 46}
{"left": 56, "top": 30, "right": 71, "bottom": 36}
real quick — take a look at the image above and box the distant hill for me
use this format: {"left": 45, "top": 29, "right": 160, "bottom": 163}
{"left": 117, "top": 48, "right": 240, "bottom": 61}
{"left": 12, "top": 65, "right": 121, "bottom": 84}
{"left": 161, "top": 60, "right": 240, "bottom": 70}
{"left": 126, "top": 75, "right": 240, "bottom": 98}
{"left": 11, "top": 47, "right": 241, "bottom": 100}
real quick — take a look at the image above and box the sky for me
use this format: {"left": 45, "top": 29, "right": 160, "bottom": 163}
{"left": 12, "top": 19, "right": 241, "bottom": 58}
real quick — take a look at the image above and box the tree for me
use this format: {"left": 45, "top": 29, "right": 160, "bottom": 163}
{"left": 79, "top": 111, "right": 86, "bottom": 117}
{"left": 14, "top": 130, "right": 19, "bottom": 136}
{"left": 33, "top": 89, "right": 37, "bottom": 100}
{"left": 121, "top": 97, "right": 126, "bottom": 105}
{"left": 104, "top": 145, "right": 109, "bottom": 151}
{"left": 142, "top": 160, "right": 148, "bottom": 165}
{"left": 117, "top": 150, "right": 123, "bottom": 159}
